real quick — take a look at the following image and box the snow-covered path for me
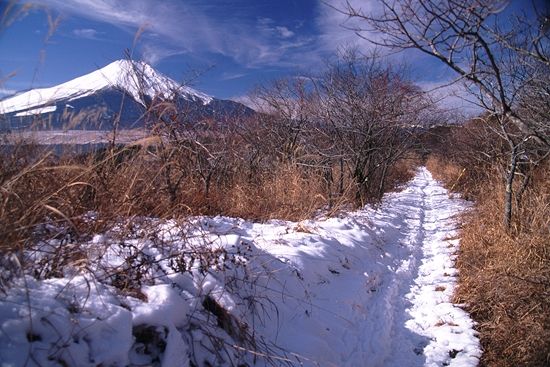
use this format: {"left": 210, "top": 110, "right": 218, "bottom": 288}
{"left": 345, "top": 167, "right": 481, "bottom": 367}
{"left": 0, "top": 167, "right": 481, "bottom": 367}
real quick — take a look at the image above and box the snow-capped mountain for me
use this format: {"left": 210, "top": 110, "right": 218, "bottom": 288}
{"left": 0, "top": 60, "right": 252, "bottom": 130}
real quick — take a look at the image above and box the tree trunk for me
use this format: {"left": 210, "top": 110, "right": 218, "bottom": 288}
{"left": 377, "top": 163, "right": 389, "bottom": 200}
{"left": 324, "top": 164, "right": 334, "bottom": 209}
{"left": 339, "top": 158, "right": 344, "bottom": 196}
{"left": 353, "top": 164, "right": 367, "bottom": 205}
{"left": 504, "top": 148, "right": 518, "bottom": 229}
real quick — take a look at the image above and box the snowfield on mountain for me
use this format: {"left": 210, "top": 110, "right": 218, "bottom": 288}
{"left": 0, "top": 168, "right": 481, "bottom": 366}
{"left": 0, "top": 59, "right": 212, "bottom": 114}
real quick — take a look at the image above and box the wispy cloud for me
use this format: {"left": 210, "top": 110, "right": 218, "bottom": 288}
{"left": 418, "top": 79, "right": 482, "bottom": 117}
{"left": 276, "top": 26, "right": 294, "bottom": 39}
{"left": 256, "top": 17, "right": 295, "bottom": 40}
{"left": 221, "top": 72, "right": 247, "bottom": 81}
{"left": 28, "top": 0, "right": 397, "bottom": 72}
{"left": 73, "top": 28, "right": 102, "bottom": 39}
{"left": 315, "top": 0, "right": 379, "bottom": 54}
{"left": 33, "top": 0, "right": 307, "bottom": 68}
{"left": 230, "top": 94, "right": 272, "bottom": 112}
{"left": 139, "top": 42, "right": 187, "bottom": 66}
{"left": 0, "top": 88, "right": 17, "bottom": 97}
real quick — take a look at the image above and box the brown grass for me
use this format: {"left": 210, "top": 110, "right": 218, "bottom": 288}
{"left": 427, "top": 155, "right": 550, "bottom": 367}
{"left": 224, "top": 164, "right": 326, "bottom": 221}
{"left": 0, "top": 138, "right": 414, "bottom": 250}
{"left": 385, "top": 155, "right": 422, "bottom": 191}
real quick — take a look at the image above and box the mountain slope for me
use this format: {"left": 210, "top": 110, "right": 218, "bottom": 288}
{"left": 0, "top": 60, "right": 252, "bottom": 130}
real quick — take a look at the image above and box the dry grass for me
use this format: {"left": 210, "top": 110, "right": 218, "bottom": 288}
{"left": 427, "top": 155, "right": 550, "bottom": 367}
{"left": 0, "top": 129, "right": 422, "bottom": 255}
{"left": 0, "top": 144, "right": 91, "bottom": 253}
{"left": 385, "top": 155, "right": 422, "bottom": 191}
{"left": 426, "top": 152, "right": 490, "bottom": 201}
{"left": 224, "top": 164, "right": 326, "bottom": 221}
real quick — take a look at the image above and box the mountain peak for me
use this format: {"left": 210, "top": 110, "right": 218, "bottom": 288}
{"left": 0, "top": 59, "right": 213, "bottom": 115}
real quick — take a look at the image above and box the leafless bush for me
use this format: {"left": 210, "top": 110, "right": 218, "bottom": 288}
{"left": 313, "top": 49, "right": 432, "bottom": 203}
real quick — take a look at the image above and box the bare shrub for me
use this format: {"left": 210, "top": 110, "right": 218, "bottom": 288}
{"left": 313, "top": 49, "right": 432, "bottom": 204}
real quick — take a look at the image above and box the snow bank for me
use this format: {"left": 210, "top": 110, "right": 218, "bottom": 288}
{"left": 0, "top": 167, "right": 480, "bottom": 366}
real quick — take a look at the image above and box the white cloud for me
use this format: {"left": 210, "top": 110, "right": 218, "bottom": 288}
{"left": 29, "top": 0, "right": 408, "bottom": 72}
{"left": 276, "top": 26, "right": 295, "bottom": 39}
{"left": 315, "top": 0, "right": 406, "bottom": 62}
{"left": 418, "top": 79, "right": 482, "bottom": 118}
{"left": 221, "top": 72, "right": 247, "bottom": 81}
{"left": 230, "top": 94, "right": 254, "bottom": 108}
{"left": 229, "top": 94, "right": 266, "bottom": 111}
{"left": 315, "top": 0, "right": 375, "bottom": 53}
{"left": 33, "top": 0, "right": 303, "bottom": 68}
{"left": 35, "top": 0, "right": 225, "bottom": 53}
{"left": 73, "top": 28, "right": 101, "bottom": 39}
{"left": 0, "top": 88, "right": 17, "bottom": 97}
{"left": 139, "top": 42, "right": 187, "bottom": 66}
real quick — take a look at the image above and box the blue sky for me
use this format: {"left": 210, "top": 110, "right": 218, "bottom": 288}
{"left": 0, "top": 0, "right": 539, "bottom": 106}
{"left": 0, "top": 0, "right": 443, "bottom": 101}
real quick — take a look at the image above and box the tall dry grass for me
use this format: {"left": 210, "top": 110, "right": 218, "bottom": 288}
{"left": 0, "top": 126, "right": 421, "bottom": 255}
{"left": 427, "top": 154, "right": 550, "bottom": 367}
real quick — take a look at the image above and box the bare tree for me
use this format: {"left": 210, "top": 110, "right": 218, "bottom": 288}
{"left": 251, "top": 77, "right": 316, "bottom": 165}
{"left": 315, "top": 49, "right": 431, "bottom": 203}
{"left": 339, "top": 0, "right": 550, "bottom": 227}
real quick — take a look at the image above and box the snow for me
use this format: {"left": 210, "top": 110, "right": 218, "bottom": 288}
{"left": 0, "top": 167, "right": 481, "bottom": 366}
{"left": 14, "top": 105, "right": 57, "bottom": 116}
{"left": 0, "top": 60, "right": 213, "bottom": 114}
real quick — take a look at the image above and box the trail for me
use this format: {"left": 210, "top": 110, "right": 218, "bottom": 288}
{"left": 343, "top": 167, "right": 480, "bottom": 367}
